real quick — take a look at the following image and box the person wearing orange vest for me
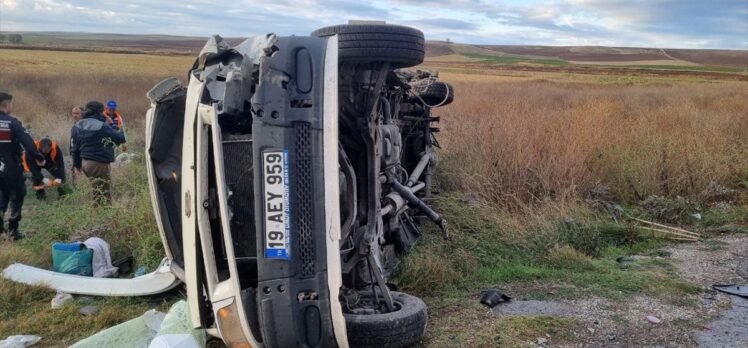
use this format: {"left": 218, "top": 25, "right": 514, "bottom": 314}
{"left": 23, "top": 137, "right": 65, "bottom": 200}
{"left": 103, "top": 100, "right": 128, "bottom": 152}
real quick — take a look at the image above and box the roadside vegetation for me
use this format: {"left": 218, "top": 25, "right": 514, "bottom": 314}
{"left": 0, "top": 48, "right": 746, "bottom": 346}
{"left": 397, "top": 72, "right": 748, "bottom": 345}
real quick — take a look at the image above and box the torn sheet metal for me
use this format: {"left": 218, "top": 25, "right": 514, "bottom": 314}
{"left": 197, "top": 35, "right": 232, "bottom": 69}
{"left": 2, "top": 258, "right": 180, "bottom": 297}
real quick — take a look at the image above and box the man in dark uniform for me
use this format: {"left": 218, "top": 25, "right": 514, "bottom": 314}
{"left": 24, "top": 137, "right": 66, "bottom": 200}
{"left": 71, "top": 101, "right": 126, "bottom": 205}
{"left": 0, "top": 92, "right": 45, "bottom": 240}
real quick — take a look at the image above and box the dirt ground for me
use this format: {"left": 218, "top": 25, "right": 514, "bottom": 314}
{"left": 491, "top": 234, "right": 748, "bottom": 347}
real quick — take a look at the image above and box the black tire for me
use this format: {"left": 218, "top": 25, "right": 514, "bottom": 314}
{"left": 413, "top": 81, "right": 454, "bottom": 107}
{"left": 344, "top": 291, "right": 428, "bottom": 348}
{"left": 311, "top": 24, "right": 425, "bottom": 68}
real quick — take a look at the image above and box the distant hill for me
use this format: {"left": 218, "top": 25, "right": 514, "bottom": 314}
{"left": 425, "top": 42, "right": 748, "bottom": 69}
{"left": 2, "top": 31, "right": 746, "bottom": 70}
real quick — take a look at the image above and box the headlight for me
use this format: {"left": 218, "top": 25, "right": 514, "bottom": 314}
{"left": 215, "top": 299, "right": 253, "bottom": 348}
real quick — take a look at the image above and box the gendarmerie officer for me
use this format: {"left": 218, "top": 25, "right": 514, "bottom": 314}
{"left": 0, "top": 92, "right": 45, "bottom": 240}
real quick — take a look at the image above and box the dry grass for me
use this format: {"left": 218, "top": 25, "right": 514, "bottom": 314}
{"left": 0, "top": 47, "right": 746, "bottom": 346}
{"left": 435, "top": 74, "right": 748, "bottom": 208}
{"left": 0, "top": 49, "right": 194, "bottom": 149}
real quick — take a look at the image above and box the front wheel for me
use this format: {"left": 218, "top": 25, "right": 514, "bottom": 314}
{"left": 344, "top": 291, "right": 428, "bottom": 348}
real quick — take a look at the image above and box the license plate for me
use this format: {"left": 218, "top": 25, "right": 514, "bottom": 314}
{"left": 263, "top": 150, "right": 291, "bottom": 260}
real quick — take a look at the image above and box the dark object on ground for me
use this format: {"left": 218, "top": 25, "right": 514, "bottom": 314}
{"left": 112, "top": 256, "right": 133, "bottom": 275}
{"left": 79, "top": 305, "right": 99, "bottom": 316}
{"left": 616, "top": 256, "right": 635, "bottom": 265}
{"left": 712, "top": 284, "right": 748, "bottom": 298}
{"left": 344, "top": 291, "right": 427, "bottom": 348}
{"left": 480, "top": 289, "right": 512, "bottom": 308}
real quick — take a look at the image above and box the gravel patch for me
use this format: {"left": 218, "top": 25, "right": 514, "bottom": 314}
{"left": 493, "top": 300, "right": 576, "bottom": 317}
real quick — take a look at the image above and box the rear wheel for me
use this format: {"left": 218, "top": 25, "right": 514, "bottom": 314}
{"left": 311, "top": 24, "right": 425, "bottom": 68}
{"left": 344, "top": 291, "right": 428, "bottom": 348}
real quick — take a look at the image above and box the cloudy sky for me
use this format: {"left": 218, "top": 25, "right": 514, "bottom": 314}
{"left": 0, "top": 0, "right": 746, "bottom": 49}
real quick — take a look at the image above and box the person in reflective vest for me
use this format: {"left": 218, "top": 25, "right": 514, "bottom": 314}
{"left": 23, "top": 137, "right": 65, "bottom": 200}
{"left": 71, "top": 101, "right": 126, "bottom": 205}
{"left": 103, "top": 99, "right": 128, "bottom": 152}
{"left": 0, "top": 92, "right": 45, "bottom": 240}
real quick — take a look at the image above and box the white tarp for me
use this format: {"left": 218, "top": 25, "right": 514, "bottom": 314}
{"left": 83, "top": 237, "right": 118, "bottom": 278}
{"left": 71, "top": 300, "right": 205, "bottom": 348}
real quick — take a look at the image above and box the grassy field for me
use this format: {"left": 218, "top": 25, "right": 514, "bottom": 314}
{"left": 0, "top": 48, "right": 746, "bottom": 346}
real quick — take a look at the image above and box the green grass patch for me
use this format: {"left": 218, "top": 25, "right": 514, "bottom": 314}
{"left": 461, "top": 53, "right": 569, "bottom": 66}
{"left": 0, "top": 160, "right": 171, "bottom": 343}
{"left": 601, "top": 64, "right": 747, "bottom": 73}
{"left": 395, "top": 193, "right": 700, "bottom": 300}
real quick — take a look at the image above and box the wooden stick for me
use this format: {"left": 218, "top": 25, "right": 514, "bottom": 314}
{"left": 628, "top": 216, "right": 700, "bottom": 237}
{"left": 636, "top": 226, "right": 699, "bottom": 241}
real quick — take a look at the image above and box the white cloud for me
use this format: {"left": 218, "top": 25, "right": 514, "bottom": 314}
{"left": 0, "top": 0, "right": 745, "bottom": 49}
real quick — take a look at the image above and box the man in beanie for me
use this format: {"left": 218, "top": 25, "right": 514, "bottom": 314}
{"left": 103, "top": 99, "right": 128, "bottom": 152}
{"left": 0, "top": 92, "right": 45, "bottom": 240}
{"left": 71, "top": 101, "right": 126, "bottom": 204}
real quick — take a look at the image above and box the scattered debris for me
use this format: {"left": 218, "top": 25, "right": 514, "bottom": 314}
{"left": 70, "top": 301, "right": 205, "bottom": 348}
{"left": 712, "top": 284, "right": 748, "bottom": 298}
{"left": 79, "top": 305, "right": 100, "bottom": 316}
{"left": 480, "top": 289, "right": 511, "bottom": 308}
{"left": 628, "top": 216, "right": 700, "bottom": 241}
{"left": 535, "top": 337, "right": 547, "bottom": 345}
{"left": 0, "top": 335, "right": 41, "bottom": 348}
{"left": 115, "top": 152, "right": 140, "bottom": 164}
{"left": 640, "top": 195, "right": 696, "bottom": 224}
{"left": 112, "top": 256, "right": 134, "bottom": 275}
{"left": 2, "top": 258, "right": 180, "bottom": 297}
{"left": 646, "top": 315, "right": 661, "bottom": 324}
{"left": 134, "top": 266, "right": 148, "bottom": 277}
{"left": 50, "top": 291, "right": 73, "bottom": 309}
{"left": 83, "top": 237, "right": 118, "bottom": 278}
{"left": 52, "top": 242, "right": 94, "bottom": 276}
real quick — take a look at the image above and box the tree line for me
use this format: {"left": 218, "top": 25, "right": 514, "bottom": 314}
{"left": 0, "top": 33, "right": 24, "bottom": 43}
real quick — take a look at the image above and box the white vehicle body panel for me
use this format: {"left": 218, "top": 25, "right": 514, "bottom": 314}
{"left": 322, "top": 34, "right": 349, "bottom": 348}
{"left": 2, "top": 259, "right": 179, "bottom": 296}
{"left": 182, "top": 74, "right": 208, "bottom": 329}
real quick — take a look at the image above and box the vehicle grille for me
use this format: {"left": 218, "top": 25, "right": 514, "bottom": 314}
{"left": 294, "top": 122, "right": 315, "bottom": 278}
{"left": 223, "top": 135, "right": 256, "bottom": 259}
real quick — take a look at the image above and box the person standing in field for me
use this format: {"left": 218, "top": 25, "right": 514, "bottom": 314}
{"left": 71, "top": 106, "right": 82, "bottom": 122}
{"left": 103, "top": 100, "right": 128, "bottom": 152}
{"left": 0, "top": 92, "right": 46, "bottom": 240}
{"left": 23, "top": 137, "right": 66, "bottom": 200}
{"left": 71, "top": 101, "right": 126, "bottom": 205}
{"left": 70, "top": 106, "right": 83, "bottom": 183}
